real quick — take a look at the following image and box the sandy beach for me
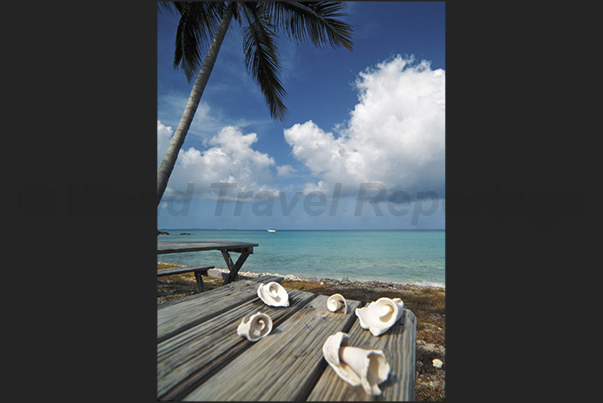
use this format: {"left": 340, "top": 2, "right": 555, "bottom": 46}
{"left": 158, "top": 263, "right": 445, "bottom": 401}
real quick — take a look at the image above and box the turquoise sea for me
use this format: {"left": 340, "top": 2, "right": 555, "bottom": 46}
{"left": 157, "top": 230, "right": 445, "bottom": 286}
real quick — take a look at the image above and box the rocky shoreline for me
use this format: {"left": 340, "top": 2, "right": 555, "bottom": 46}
{"left": 158, "top": 263, "right": 445, "bottom": 291}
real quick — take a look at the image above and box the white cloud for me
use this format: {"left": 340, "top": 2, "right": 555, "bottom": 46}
{"left": 157, "top": 120, "right": 173, "bottom": 168}
{"left": 158, "top": 93, "right": 226, "bottom": 141}
{"left": 158, "top": 123, "right": 276, "bottom": 201}
{"left": 283, "top": 55, "right": 445, "bottom": 199}
{"left": 302, "top": 180, "right": 331, "bottom": 195}
{"left": 159, "top": 55, "right": 444, "bottom": 211}
{"left": 158, "top": 92, "right": 274, "bottom": 143}
{"left": 276, "top": 164, "right": 297, "bottom": 177}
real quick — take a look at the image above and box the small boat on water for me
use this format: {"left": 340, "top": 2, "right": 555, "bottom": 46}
{"left": 267, "top": 219, "right": 276, "bottom": 232}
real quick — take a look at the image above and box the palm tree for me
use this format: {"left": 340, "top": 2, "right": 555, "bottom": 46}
{"left": 157, "top": 1, "right": 353, "bottom": 206}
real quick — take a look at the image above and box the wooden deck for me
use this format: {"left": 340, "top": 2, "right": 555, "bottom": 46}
{"left": 157, "top": 276, "right": 416, "bottom": 401}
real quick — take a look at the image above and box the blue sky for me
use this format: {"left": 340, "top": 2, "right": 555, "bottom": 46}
{"left": 157, "top": 1, "right": 445, "bottom": 230}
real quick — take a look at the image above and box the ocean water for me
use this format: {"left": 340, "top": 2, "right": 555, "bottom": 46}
{"left": 157, "top": 230, "right": 445, "bottom": 286}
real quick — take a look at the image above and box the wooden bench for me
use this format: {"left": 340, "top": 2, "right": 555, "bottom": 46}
{"left": 158, "top": 241, "right": 258, "bottom": 285}
{"left": 157, "top": 265, "right": 214, "bottom": 293}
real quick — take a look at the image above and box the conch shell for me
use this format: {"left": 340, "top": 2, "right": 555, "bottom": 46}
{"left": 322, "top": 332, "right": 390, "bottom": 396}
{"left": 237, "top": 312, "right": 273, "bottom": 342}
{"left": 257, "top": 281, "right": 289, "bottom": 307}
{"left": 355, "top": 297, "right": 404, "bottom": 336}
{"left": 327, "top": 293, "right": 347, "bottom": 313}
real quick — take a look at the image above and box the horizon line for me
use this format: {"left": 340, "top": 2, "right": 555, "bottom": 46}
{"left": 158, "top": 228, "right": 445, "bottom": 231}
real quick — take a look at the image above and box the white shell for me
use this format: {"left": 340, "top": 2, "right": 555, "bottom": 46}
{"left": 257, "top": 282, "right": 289, "bottom": 307}
{"left": 327, "top": 293, "right": 347, "bottom": 313}
{"left": 322, "top": 332, "right": 390, "bottom": 396}
{"left": 355, "top": 297, "right": 404, "bottom": 336}
{"left": 237, "top": 312, "right": 273, "bottom": 342}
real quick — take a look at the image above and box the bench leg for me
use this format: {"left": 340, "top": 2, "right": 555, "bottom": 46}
{"left": 220, "top": 249, "right": 251, "bottom": 285}
{"left": 193, "top": 271, "right": 206, "bottom": 292}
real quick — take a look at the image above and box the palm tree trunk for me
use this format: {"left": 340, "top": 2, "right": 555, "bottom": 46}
{"left": 157, "top": 1, "right": 237, "bottom": 206}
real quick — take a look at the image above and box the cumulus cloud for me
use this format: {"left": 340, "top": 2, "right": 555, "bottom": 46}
{"left": 284, "top": 55, "right": 445, "bottom": 199}
{"left": 276, "top": 164, "right": 297, "bottom": 177}
{"left": 157, "top": 120, "right": 173, "bottom": 168}
{"left": 158, "top": 93, "right": 274, "bottom": 142}
{"left": 157, "top": 123, "right": 276, "bottom": 200}
{"left": 158, "top": 54, "right": 444, "bottom": 209}
{"left": 158, "top": 94, "right": 217, "bottom": 140}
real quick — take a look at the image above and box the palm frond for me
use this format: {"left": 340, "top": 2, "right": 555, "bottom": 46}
{"left": 172, "top": 1, "right": 226, "bottom": 82}
{"left": 158, "top": 1, "right": 176, "bottom": 15}
{"left": 269, "top": 1, "right": 353, "bottom": 51}
{"left": 240, "top": 3, "right": 287, "bottom": 121}
{"left": 165, "top": 1, "right": 352, "bottom": 120}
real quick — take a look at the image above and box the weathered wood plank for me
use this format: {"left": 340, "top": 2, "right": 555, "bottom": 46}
{"left": 223, "top": 250, "right": 252, "bottom": 285}
{"left": 157, "top": 265, "right": 214, "bottom": 277}
{"left": 157, "top": 265, "right": 214, "bottom": 293}
{"left": 307, "top": 308, "right": 417, "bottom": 401}
{"left": 220, "top": 249, "right": 234, "bottom": 271}
{"left": 183, "top": 295, "right": 363, "bottom": 401}
{"left": 157, "top": 275, "right": 283, "bottom": 343}
{"left": 157, "top": 289, "right": 317, "bottom": 400}
{"left": 193, "top": 270, "right": 205, "bottom": 292}
{"left": 157, "top": 274, "right": 283, "bottom": 311}
{"left": 157, "top": 241, "right": 258, "bottom": 254}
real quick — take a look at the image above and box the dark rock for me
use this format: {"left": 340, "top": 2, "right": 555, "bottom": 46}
{"left": 157, "top": 230, "right": 170, "bottom": 236}
{"left": 180, "top": 233, "right": 191, "bottom": 235}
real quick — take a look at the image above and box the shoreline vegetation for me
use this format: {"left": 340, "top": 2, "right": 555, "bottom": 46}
{"left": 158, "top": 262, "right": 445, "bottom": 401}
